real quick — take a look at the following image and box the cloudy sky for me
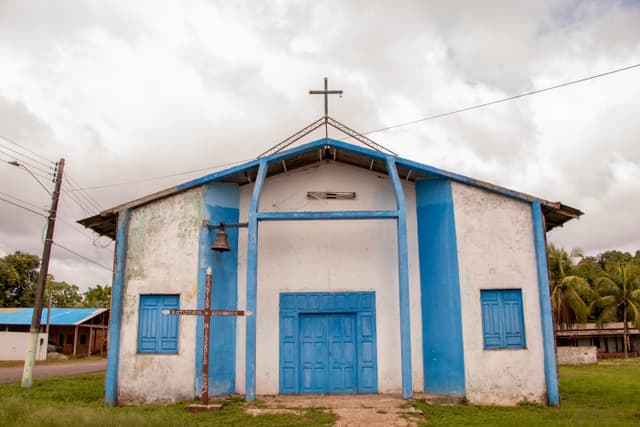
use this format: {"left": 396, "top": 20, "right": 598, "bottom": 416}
{"left": 1, "top": 1, "right": 639, "bottom": 291}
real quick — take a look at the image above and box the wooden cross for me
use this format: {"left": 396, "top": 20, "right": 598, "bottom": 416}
{"left": 163, "top": 267, "right": 251, "bottom": 406}
{"left": 309, "top": 77, "right": 343, "bottom": 117}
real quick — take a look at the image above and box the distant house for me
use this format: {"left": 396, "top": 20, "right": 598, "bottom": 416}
{"left": 556, "top": 322, "right": 640, "bottom": 357}
{"left": 0, "top": 308, "right": 110, "bottom": 360}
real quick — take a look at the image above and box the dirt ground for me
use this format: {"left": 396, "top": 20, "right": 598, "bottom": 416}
{"left": 247, "top": 394, "right": 431, "bottom": 426}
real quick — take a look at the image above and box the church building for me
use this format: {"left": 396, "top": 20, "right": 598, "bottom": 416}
{"left": 80, "top": 107, "right": 581, "bottom": 407}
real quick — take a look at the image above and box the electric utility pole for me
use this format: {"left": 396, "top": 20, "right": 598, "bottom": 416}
{"left": 21, "top": 158, "right": 65, "bottom": 388}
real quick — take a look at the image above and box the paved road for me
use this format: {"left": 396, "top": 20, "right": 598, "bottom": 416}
{"left": 0, "top": 359, "right": 107, "bottom": 384}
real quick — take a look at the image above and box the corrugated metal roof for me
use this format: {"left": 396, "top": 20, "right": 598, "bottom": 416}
{"left": 0, "top": 308, "right": 108, "bottom": 326}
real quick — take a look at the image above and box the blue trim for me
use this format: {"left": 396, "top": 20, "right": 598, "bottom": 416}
{"left": 105, "top": 209, "right": 129, "bottom": 406}
{"left": 385, "top": 156, "right": 412, "bottom": 400}
{"left": 532, "top": 201, "right": 560, "bottom": 406}
{"left": 175, "top": 137, "right": 549, "bottom": 207}
{"left": 257, "top": 210, "right": 398, "bottom": 221}
{"left": 279, "top": 292, "right": 378, "bottom": 394}
{"left": 195, "top": 183, "right": 240, "bottom": 397}
{"left": 245, "top": 160, "right": 268, "bottom": 401}
{"left": 416, "top": 179, "right": 466, "bottom": 396}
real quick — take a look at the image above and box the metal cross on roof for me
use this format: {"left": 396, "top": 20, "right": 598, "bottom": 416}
{"left": 309, "top": 77, "right": 343, "bottom": 117}
{"left": 257, "top": 77, "right": 396, "bottom": 157}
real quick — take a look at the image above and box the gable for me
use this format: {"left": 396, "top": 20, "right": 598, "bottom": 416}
{"left": 78, "top": 138, "right": 582, "bottom": 238}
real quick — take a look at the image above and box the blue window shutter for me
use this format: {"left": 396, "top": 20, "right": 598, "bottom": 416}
{"left": 481, "top": 289, "right": 525, "bottom": 350}
{"left": 481, "top": 291, "right": 503, "bottom": 349}
{"left": 138, "top": 294, "right": 179, "bottom": 354}
{"left": 501, "top": 291, "right": 525, "bottom": 348}
{"left": 159, "top": 295, "right": 179, "bottom": 353}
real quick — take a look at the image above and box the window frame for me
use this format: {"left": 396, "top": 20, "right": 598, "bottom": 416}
{"left": 480, "top": 289, "right": 526, "bottom": 350}
{"left": 137, "top": 294, "right": 180, "bottom": 354}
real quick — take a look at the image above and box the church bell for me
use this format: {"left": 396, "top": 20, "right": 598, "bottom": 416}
{"left": 211, "top": 224, "right": 231, "bottom": 252}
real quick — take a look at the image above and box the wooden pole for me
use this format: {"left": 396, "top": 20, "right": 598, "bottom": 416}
{"left": 202, "top": 267, "right": 212, "bottom": 405}
{"left": 21, "top": 159, "right": 65, "bottom": 387}
{"left": 73, "top": 326, "right": 78, "bottom": 357}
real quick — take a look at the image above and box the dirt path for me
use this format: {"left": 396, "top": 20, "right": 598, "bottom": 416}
{"left": 0, "top": 359, "right": 107, "bottom": 384}
{"left": 247, "top": 394, "right": 426, "bottom": 426}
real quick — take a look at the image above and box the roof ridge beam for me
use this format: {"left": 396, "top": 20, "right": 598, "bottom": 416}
{"left": 258, "top": 117, "right": 326, "bottom": 158}
{"left": 327, "top": 117, "right": 397, "bottom": 156}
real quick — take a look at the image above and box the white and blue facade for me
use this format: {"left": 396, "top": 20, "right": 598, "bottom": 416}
{"left": 84, "top": 138, "right": 580, "bottom": 406}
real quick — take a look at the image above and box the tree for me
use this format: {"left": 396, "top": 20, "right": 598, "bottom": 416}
{"left": 590, "top": 262, "right": 640, "bottom": 358}
{"left": 596, "top": 250, "right": 632, "bottom": 269}
{"left": 574, "top": 256, "right": 603, "bottom": 285}
{"left": 0, "top": 251, "right": 39, "bottom": 307}
{"left": 547, "top": 245, "right": 595, "bottom": 329}
{"left": 46, "top": 276, "right": 83, "bottom": 307}
{"left": 83, "top": 285, "right": 111, "bottom": 308}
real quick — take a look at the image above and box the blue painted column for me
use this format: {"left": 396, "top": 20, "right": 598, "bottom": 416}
{"left": 385, "top": 156, "right": 413, "bottom": 399}
{"left": 245, "top": 160, "right": 268, "bottom": 401}
{"left": 105, "top": 208, "right": 130, "bottom": 406}
{"left": 416, "top": 179, "right": 466, "bottom": 396}
{"left": 531, "top": 201, "right": 560, "bottom": 406}
{"left": 195, "top": 183, "right": 240, "bottom": 397}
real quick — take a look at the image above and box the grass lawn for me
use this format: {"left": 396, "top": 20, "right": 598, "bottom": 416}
{"left": 0, "top": 359, "right": 638, "bottom": 426}
{"left": 413, "top": 359, "right": 640, "bottom": 426}
{"left": 0, "top": 374, "right": 335, "bottom": 427}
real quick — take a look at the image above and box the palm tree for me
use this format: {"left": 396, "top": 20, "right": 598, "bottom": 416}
{"left": 547, "top": 245, "right": 594, "bottom": 329}
{"left": 591, "top": 262, "right": 640, "bottom": 358}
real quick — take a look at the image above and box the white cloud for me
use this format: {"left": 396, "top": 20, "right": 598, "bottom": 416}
{"left": 1, "top": 0, "right": 639, "bottom": 289}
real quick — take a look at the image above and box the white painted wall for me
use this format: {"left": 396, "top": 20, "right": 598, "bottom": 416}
{"left": 235, "top": 161, "right": 423, "bottom": 395}
{"left": 0, "top": 332, "right": 48, "bottom": 361}
{"left": 452, "top": 182, "right": 547, "bottom": 405}
{"left": 117, "top": 188, "right": 202, "bottom": 405}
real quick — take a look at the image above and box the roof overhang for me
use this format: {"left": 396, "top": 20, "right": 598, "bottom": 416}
{"left": 78, "top": 138, "right": 583, "bottom": 238}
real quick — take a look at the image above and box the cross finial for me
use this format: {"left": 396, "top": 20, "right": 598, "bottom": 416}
{"left": 309, "top": 77, "right": 343, "bottom": 117}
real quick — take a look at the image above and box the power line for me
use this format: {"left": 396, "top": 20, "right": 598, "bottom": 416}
{"left": 0, "top": 191, "right": 47, "bottom": 212}
{"left": 0, "top": 148, "right": 55, "bottom": 176}
{"left": 0, "top": 134, "right": 55, "bottom": 164}
{"left": 70, "top": 159, "right": 251, "bottom": 191}
{"left": 0, "top": 196, "right": 47, "bottom": 218}
{"left": 63, "top": 174, "right": 102, "bottom": 211}
{"left": 359, "top": 62, "right": 640, "bottom": 137}
{"left": 2, "top": 158, "right": 53, "bottom": 195}
{"left": 61, "top": 185, "right": 94, "bottom": 215}
{"left": 55, "top": 213, "right": 112, "bottom": 248}
{"left": 52, "top": 241, "right": 112, "bottom": 271}
{"left": 0, "top": 141, "right": 55, "bottom": 170}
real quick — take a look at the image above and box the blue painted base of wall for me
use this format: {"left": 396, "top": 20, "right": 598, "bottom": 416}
{"left": 416, "top": 179, "right": 466, "bottom": 396}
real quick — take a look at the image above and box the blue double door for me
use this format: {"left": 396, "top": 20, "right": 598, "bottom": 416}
{"left": 299, "top": 313, "right": 357, "bottom": 393}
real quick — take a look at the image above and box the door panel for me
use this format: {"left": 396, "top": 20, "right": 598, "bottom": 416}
{"left": 328, "top": 314, "right": 357, "bottom": 393}
{"left": 299, "top": 315, "right": 328, "bottom": 393}
{"left": 299, "top": 314, "right": 357, "bottom": 393}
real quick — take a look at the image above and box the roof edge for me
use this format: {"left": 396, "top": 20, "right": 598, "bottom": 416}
{"left": 78, "top": 137, "right": 583, "bottom": 237}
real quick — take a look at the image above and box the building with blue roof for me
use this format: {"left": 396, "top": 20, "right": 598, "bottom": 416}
{"left": 0, "top": 307, "right": 109, "bottom": 359}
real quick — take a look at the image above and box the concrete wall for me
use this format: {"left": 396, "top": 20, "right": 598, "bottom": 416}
{"left": 117, "top": 188, "right": 202, "bottom": 404}
{"left": 235, "top": 161, "right": 423, "bottom": 395}
{"left": 452, "top": 182, "right": 547, "bottom": 405}
{"left": 0, "top": 332, "right": 48, "bottom": 361}
{"left": 557, "top": 346, "right": 597, "bottom": 365}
